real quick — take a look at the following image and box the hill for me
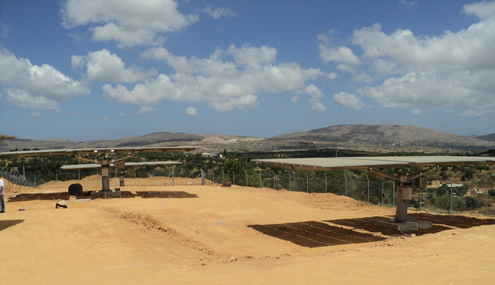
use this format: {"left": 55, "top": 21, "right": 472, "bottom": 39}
{"left": 273, "top": 124, "right": 495, "bottom": 148}
{"left": 477, "top": 133, "right": 495, "bottom": 142}
{"left": 1, "top": 125, "right": 494, "bottom": 153}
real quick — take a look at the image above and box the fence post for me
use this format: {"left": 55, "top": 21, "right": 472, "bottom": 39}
{"left": 244, "top": 169, "right": 248, "bottom": 187}
{"left": 366, "top": 175, "right": 369, "bottom": 203}
{"left": 258, "top": 170, "right": 261, "bottom": 188}
{"left": 486, "top": 180, "right": 489, "bottom": 216}
{"left": 272, "top": 171, "right": 276, "bottom": 189}
{"left": 449, "top": 179, "right": 453, "bottom": 214}
{"left": 344, "top": 172, "right": 348, "bottom": 196}
{"left": 324, "top": 172, "right": 327, "bottom": 193}
{"left": 305, "top": 172, "right": 309, "bottom": 193}
{"left": 286, "top": 170, "right": 291, "bottom": 191}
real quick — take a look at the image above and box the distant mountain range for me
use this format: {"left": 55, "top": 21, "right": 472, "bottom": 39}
{"left": 273, "top": 124, "right": 495, "bottom": 147}
{"left": 1, "top": 124, "right": 494, "bottom": 153}
{"left": 476, "top": 133, "right": 495, "bottom": 142}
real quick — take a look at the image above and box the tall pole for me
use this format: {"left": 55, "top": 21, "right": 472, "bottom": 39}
{"left": 272, "top": 171, "right": 276, "bottom": 189}
{"left": 366, "top": 175, "right": 370, "bottom": 203}
{"left": 485, "top": 180, "right": 489, "bottom": 216}
{"left": 324, "top": 172, "right": 327, "bottom": 193}
{"left": 344, "top": 172, "right": 348, "bottom": 196}
{"left": 449, "top": 179, "right": 453, "bottom": 214}
{"left": 305, "top": 172, "right": 309, "bottom": 193}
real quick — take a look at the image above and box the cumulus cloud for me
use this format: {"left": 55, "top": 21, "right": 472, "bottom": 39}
{"left": 0, "top": 48, "right": 89, "bottom": 111}
{"left": 185, "top": 106, "right": 197, "bottom": 116}
{"left": 72, "top": 49, "right": 156, "bottom": 82}
{"left": 410, "top": 108, "right": 422, "bottom": 115}
{"left": 333, "top": 92, "right": 366, "bottom": 111}
{"left": 325, "top": 1, "right": 495, "bottom": 115}
{"left": 463, "top": 1, "right": 495, "bottom": 20}
{"left": 103, "top": 44, "right": 325, "bottom": 112}
{"left": 204, "top": 6, "right": 237, "bottom": 19}
{"left": 61, "top": 0, "right": 199, "bottom": 48}
{"left": 327, "top": 72, "right": 338, "bottom": 80}
{"left": 399, "top": 0, "right": 418, "bottom": 7}
{"left": 319, "top": 45, "right": 360, "bottom": 65}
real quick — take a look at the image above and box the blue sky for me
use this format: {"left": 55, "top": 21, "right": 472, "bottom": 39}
{"left": 1, "top": 0, "right": 495, "bottom": 141}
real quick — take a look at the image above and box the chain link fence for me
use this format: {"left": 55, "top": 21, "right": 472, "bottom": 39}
{"left": 0, "top": 168, "right": 37, "bottom": 187}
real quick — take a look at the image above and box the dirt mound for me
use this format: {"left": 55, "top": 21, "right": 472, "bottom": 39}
{"left": 0, "top": 176, "right": 36, "bottom": 194}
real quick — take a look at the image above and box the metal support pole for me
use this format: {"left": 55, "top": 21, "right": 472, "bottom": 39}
{"left": 392, "top": 182, "right": 395, "bottom": 207}
{"left": 286, "top": 170, "right": 291, "bottom": 191}
{"left": 450, "top": 179, "right": 453, "bottom": 214}
{"left": 486, "top": 180, "right": 490, "bottom": 215}
{"left": 395, "top": 183, "right": 408, "bottom": 222}
{"left": 305, "top": 172, "right": 309, "bottom": 193}
{"left": 366, "top": 174, "right": 370, "bottom": 203}
{"left": 257, "top": 170, "right": 261, "bottom": 188}
{"left": 419, "top": 188, "right": 422, "bottom": 211}
{"left": 344, "top": 172, "right": 348, "bottom": 196}
{"left": 381, "top": 186, "right": 384, "bottom": 206}
{"left": 244, "top": 169, "right": 248, "bottom": 186}
{"left": 324, "top": 172, "right": 327, "bottom": 193}
{"left": 232, "top": 171, "right": 235, "bottom": 185}
{"left": 272, "top": 171, "right": 276, "bottom": 189}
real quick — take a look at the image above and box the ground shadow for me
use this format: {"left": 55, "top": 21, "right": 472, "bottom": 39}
{"left": 408, "top": 213, "right": 495, "bottom": 229}
{"left": 328, "top": 213, "right": 495, "bottom": 237}
{"left": 8, "top": 193, "right": 70, "bottom": 202}
{"left": 248, "top": 221, "right": 386, "bottom": 248}
{"left": 9, "top": 190, "right": 198, "bottom": 201}
{"left": 93, "top": 191, "right": 198, "bottom": 199}
{"left": 327, "top": 216, "right": 451, "bottom": 236}
{"left": 134, "top": 191, "right": 198, "bottom": 199}
{"left": 0, "top": 219, "right": 24, "bottom": 231}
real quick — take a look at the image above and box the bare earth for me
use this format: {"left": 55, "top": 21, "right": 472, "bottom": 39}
{"left": 1, "top": 176, "right": 495, "bottom": 284}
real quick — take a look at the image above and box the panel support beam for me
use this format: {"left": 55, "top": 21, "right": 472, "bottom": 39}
{"left": 369, "top": 166, "right": 438, "bottom": 222}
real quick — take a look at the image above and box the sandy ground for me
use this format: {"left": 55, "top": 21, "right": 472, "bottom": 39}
{"left": 1, "top": 176, "right": 495, "bottom": 284}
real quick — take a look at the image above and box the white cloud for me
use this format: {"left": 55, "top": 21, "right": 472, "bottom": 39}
{"left": 410, "top": 108, "right": 422, "bottom": 115}
{"left": 105, "top": 45, "right": 324, "bottom": 112}
{"left": 352, "top": 21, "right": 495, "bottom": 73}
{"left": 327, "top": 1, "right": 495, "bottom": 115}
{"left": 61, "top": 0, "right": 199, "bottom": 48}
{"left": 185, "top": 106, "right": 197, "bottom": 116}
{"left": 0, "top": 48, "right": 89, "bottom": 111}
{"left": 358, "top": 70, "right": 495, "bottom": 114}
{"left": 102, "top": 116, "right": 110, "bottom": 122}
{"left": 0, "top": 23, "right": 9, "bottom": 38}
{"left": 305, "top": 84, "right": 327, "bottom": 112}
{"left": 327, "top": 72, "right": 338, "bottom": 80}
{"left": 32, "top": 112, "right": 41, "bottom": 117}
{"left": 333, "top": 92, "right": 366, "bottom": 111}
{"left": 319, "top": 45, "right": 360, "bottom": 65}
{"left": 137, "top": 105, "right": 155, "bottom": 114}
{"left": 399, "top": 0, "right": 418, "bottom": 7}
{"left": 204, "top": 6, "right": 237, "bottom": 19}
{"left": 72, "top": 49, "right": 156, "bottom": 82}
{"left": 463, "top": 1, "right": 495, "bottom": 20}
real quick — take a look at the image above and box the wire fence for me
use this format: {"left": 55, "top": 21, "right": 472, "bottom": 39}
{"left": 5, "top": 166, "right": 495, "bottom": 215}
{"left": 0, "top": 168, "right": 37, "bottom": 187}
